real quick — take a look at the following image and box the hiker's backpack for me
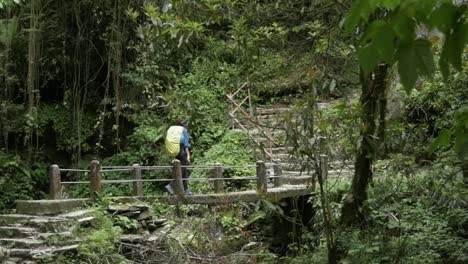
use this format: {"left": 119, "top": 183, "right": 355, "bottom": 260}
{"left": 165, "top": 126, "right": 184, "bottom": 157}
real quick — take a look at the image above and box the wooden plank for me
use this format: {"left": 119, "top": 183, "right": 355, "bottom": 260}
{"left": 109, "top": 186, "right": 313, "bottom": 205}
{"left": 230, "top": 96, "right": 250, "bottom": 115}
{"left": 230, "top": 82, "right": 248, "bottom": 99}
{"left": 227, "top": 95, "right": 278, "bottom": 144}
{"left": 229, "top": 113, "right": 273, "bottom": 159}
{"left": 15, "top": 187, "right": 314, "bottom": 213}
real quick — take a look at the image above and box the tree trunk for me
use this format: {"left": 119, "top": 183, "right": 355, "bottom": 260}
{"left": 341, "top": 64, "right": 388, "bottom": 226}
{"left": 26, "top": 0, "right": 42, "bottom": 160}
{"left": 376, "top": 81, "right": 387, "bottom": 158}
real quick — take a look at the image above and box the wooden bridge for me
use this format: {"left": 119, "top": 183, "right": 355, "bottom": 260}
{"left": 15, "top": 158, "right": 325, "bottom": 215}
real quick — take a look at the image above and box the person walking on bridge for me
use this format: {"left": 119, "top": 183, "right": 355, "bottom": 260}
{"left": 165, "top": 120, "right": 192, "bottom": 195}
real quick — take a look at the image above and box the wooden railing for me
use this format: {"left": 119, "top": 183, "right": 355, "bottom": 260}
{"left": 49, "top": 160, "right": 298, "bottom": 200}
{"left": 227, "top": 83, "right": 279, "bottom": 160}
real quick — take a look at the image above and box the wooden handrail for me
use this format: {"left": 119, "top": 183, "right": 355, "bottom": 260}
{"left": 49, "top": 160, "right": 293, "bottom": 199}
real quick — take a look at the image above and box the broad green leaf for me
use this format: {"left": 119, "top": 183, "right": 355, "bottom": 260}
{"left": 397, "top": 42, "right": 418, "bottom": 92}
{"left": 405, "top": 0, "right": 439, "bottom": 22}
{"left": 454, "top": 129, "right": 468, "bottom": 160}
{"left": 358, "top": 21, "right": 395, "bottom": 71}
{"left": 377, "top": 0, "right": 401, "bottom": 10}
{"left": 429, "top": 3, "right": 457, "bottom": 34}
{"left": 391, "top": 12, "right": 415, "bottom": 42}
{"left": 374, "top": 24, "right": 396, "bottom": 63}
{"left": 430, "top": 129, "right": 453, "bottom": 153}
{"left": 344, "top": 0, "right": 371, "bottom": 33}
{"left": 396, "top": 38, "right": 435, "bottom": 92}
{"left": 414, "top": 39, "right": 435, "bottom": 77}
{"left": 440, "top": 19, "right": 468, "bottom": 79}
{"left": 358, "top": 43, "right": 380, "bottom": 75}
{"left": 245, "top": 211, "right": 266, "bottom": 226}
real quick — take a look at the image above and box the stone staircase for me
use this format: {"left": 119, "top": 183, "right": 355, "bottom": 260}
{"left": 231, "top": 104, "right": 313, "bottom": 185}
{"left": 0, "top": 209, "right": 95, "bottom": 263}
{"left": 233, "top": 103, "right": 354, "bottom": 184}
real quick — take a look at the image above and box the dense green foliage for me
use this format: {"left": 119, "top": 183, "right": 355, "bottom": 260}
{"left": 0, "top": 0, "right": 466, "bottom": 263}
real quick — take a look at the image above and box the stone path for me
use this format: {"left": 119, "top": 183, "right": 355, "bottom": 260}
{"left": 0, "top": 209, "right": 95, "bottom": 263}
{"left": 234, "top": 103, "right": 354, "bottom": 182}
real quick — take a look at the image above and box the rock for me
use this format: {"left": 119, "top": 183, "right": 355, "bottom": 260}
{"left": 121, "top": 235, "right": 145, "bottom": 243}
{"left": 0, "top": 238, "right": 45, "bottom": 249}
{"left": 149, "top": 218, "right": 168, "bottom": 226}
{"left": 107, "top": 204, "right": 149, "bottom": 214}
{"left": 242, "top": 241, "right": 261, "bottom": 251}
{"left": 31, "top": 244, "right": 79, "bottom": 259}
{"left": 77, "top": 217, "right": 96, "bottom": 227}
{"left": 136, "top": 210, "right": 152, "bottom": 221}
{"left": 147, "top": 223, "right": 157, "bottom": 232}
{"left": 1, "top": 245, "right": 10, "bottom": 258}
{"left": 60, "top": 209, "right": 95, "bottom": 219}
{"left": 16, "top": 199, "right": 88, "bottom": 215}
{"left": 122, "top": 211, "right": 141, "bottom": 218}
{"left": 8, "top": 248, "right": 30, "bottom": 258}
{"left": 0, "top": 227, "right": 37, "bottom": 238}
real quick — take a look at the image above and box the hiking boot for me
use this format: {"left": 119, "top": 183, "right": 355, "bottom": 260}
{"left": 165, "top": 184, "right": 174, "bottom": 195}
{"left": 185, "top": 189, "right": 193, "bottom": 195}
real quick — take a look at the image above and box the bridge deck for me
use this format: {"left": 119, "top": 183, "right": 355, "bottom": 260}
{"left": 16, "top": 185, "right": 313, "bottom": 215}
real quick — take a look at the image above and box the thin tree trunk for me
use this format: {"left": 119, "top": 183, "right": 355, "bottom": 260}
{"left": 26, "top": 0, "right": 42, "bottom": 160}
{"left": 341, "top": 64, "right": 388, "bottom": 226}
{"left": 376, "top": 81, "right": 387, "bottom": 158}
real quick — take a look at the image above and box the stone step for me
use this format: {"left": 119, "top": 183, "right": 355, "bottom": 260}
{"left": 0, "top": 215, "right": 40, "bottom": 225}
{"left": 328, "top": 169, "right": 354, "bottom": 177}
{"left": 282, "top": 170, "right": 313, "bottom": 176}
{"left": 282, "top": 176, "right": 313, "bottom": 185}
{"left": 0, "top": 227, "right": 38, "bottom": 238}
{"left": 280, "top": 163, "right": 312, "bottom": 171}
{"left": 0, "top": 215, "right": 73, "bottom": 233}
{"left": 270, "top": 146, "right": 294, "bottom": 154}
{"left": 16, "top": 199, "right": 89, "bottom": 215}
{"left": 26, "top": 218, "right": 73, "bottom": 233}
{"left": 256, "top": 107, "right": 290, "bottom": 115}
{"left": 270, "top": 153, "right": 300, "bottom": 163}
{"left": 2, "top": 256, "right": 37, "bottom": 264}
{"left": 59, "top": 209, "right": 96, "bottom": 219}
{"left": 7, "top": 244, "right": 79, "bottom": 260}
{"left": 0, "top": 238, "right": 45, "bottom": 249}
{"left": 36, "top": 231, "right": 75, "bottom": 242}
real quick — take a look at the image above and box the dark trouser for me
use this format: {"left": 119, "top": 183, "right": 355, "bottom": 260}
{"left": 176, "top": 154, "right": 190, "bottom": 191}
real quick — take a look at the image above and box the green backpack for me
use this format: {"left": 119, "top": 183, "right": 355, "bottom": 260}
{"left": 165, "top": 126, "right": 184, "bottom": 157}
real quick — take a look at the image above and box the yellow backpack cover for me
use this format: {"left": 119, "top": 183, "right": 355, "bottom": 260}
{"left": 165, "top": 126, "right": 184, "bottom": 157}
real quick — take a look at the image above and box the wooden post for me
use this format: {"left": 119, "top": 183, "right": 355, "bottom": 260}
{"left": 90, "top": 160, "right": 101, "bottom": 199}
{"left": 132, "top": 164, "right": 143, "bottom": 196}
{"left": 172, "top": 159, "right": 184, "bottom": 196}
{"left": 213, "top": 163, "right": 224, "bottom": 193}
{"left": 49, "top": 164, "right": 61, "bottom": 200}
{"left": 273, "top": 160, "right": 283, "bottom": 187}
{"left": 256, "top": 160, "right": 267, "bottom": 194}
{"left": 320, "top": 155, "right": 328, "bottom": 182}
